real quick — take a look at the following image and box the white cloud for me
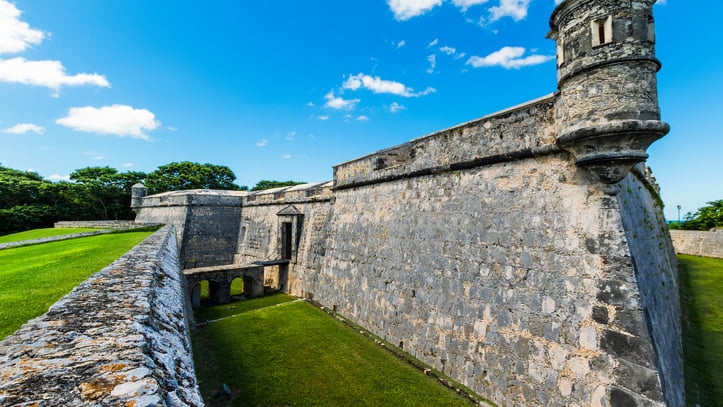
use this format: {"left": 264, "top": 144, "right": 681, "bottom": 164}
{"left": 387, "top": 0, "right": 530, "bottom": 21}
{"left": 451, "top": 0, "right": 490, "bottom": 11}
{"left": 438, "top": 45, "right": 466, "bottom": 60}
{"left": 2, "top": 123, "right": 45, "bottom": 134}
{"left": 343, "top": 73, "right": 435, "bottom": 97}
{"left": 467, "top": 46, "right": 553, "bottom": 69}
{"left": 390, "top": 102, "right": 406, "bottom": 113}
{"left": 324, "top": 90, "right": 359, "bottom": 110}
{"left": 286, "top": 131, "right": 296, "bottom": 141}
{"left": 356, "top": 115, "right": 370, "bottom": 121}
{"left": 282, "top": 153, "right": 292, "bottom": 159}
{"left": 427, "top": 54, "right": 436, "bottom": 74}
{"left": 256, "top": 138, "right": 268, "bottom": 147}
{"left": 56, "top": 104, "right": 160, "bottom": 139}
{"left": 489, "top": 0, "right": 530, "bottom": 22}
{"left": 440, "top": 46, "right": 457, "bottom": 55}
{"left": 93, "top": 155, "right": 105, "bottom": 160}
{"left": 428, "top": 38, "right": 439, "bottom": 47}
{"left": 0, "top": 0, "right": 44, "bottom": 55}
{"left": 397, "top": 40, "right": 406, "bottom": 48}
{"left": 122, "top": 163, "right": 134, "bottom": 168}
{"left": 387, "top": 0, "right": 443, "bottom": 20}
{"left": 318, "top": 115, "right": 330, "bottom": 121}
{"left": 0, "top": 57, "right": 110, "bottom": 95}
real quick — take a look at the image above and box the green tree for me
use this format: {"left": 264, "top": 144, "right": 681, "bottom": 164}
{"left": 145, "top": 161, "right": 245, "bottom": 194}
{"left": 0, "top": 166, "right": 46, "bottom": 209}
{"left": 679, "top": 200, "right": 723, "bottom": 231}
{"left": 69, "top": 166, "right": 146, "bottom": 220}
{"left": 251, "top": 180, "right": 305, "bottom": 191}
{"left": 0, "top": 165, "right": 56, "bottom": 234}
{"left": 0, "top": 205, "right": 55, "bottom": 235}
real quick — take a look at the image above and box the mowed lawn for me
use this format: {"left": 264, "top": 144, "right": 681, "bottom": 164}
{"left": 0, "top": 227, "right": 101, "bottom": 244}
{"left": 678, "top": 254, "right": 723, "bottom": 406}
{"left": 0, "top": 230, "right": 154, "bottom": 339}
{"left": 192, "top": 296, "right": 474, "bottom": 407}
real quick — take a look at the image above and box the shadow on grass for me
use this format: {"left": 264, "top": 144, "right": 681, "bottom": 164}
{"left": 190, "top": 295, "right": 478, "bottom": 407}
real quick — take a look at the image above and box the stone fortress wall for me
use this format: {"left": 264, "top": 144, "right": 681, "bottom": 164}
{"left": 134, "top": 0, "right": 684, "bottom": 405}
{"left": 134, "top": 189, "right": 248, "bottom": 269}
{"left": 0, "top": 0, "right": 686, "bottom": 405}
{"left": 669, "top": 229, "right": 723, "bottom": 259}
{"left": 0, "top": 226, "right": 203, "bottom": 406}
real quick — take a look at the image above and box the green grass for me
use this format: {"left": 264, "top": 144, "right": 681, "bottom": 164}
{"left": 0, "top": 230, "right": 154, "bottom": 339}
{"left": 0, "top": 227, "right": 102, "bottom": 244}
{"left": 678, "top": 255, "right": 723, "bottom": 407}
{"left": 195, "top": 285, "right": 296, "bottom": 322}
{"left": 192, "top": 298, "right": 474, "bottom": 407}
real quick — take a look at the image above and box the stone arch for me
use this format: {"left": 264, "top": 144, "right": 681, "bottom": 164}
{"left": 184, "top": 264, "right": 265, "bottom": 308}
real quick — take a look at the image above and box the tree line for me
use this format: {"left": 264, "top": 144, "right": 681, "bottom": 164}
{"left": 669, "top": 200, "right": 723, "bottom": 231}
{"left": 0, "top": 161, "right": 303, "bottom": 236}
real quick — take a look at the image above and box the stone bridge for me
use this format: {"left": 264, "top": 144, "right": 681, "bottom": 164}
{"left": 184, "top": 263, "right": 267, "bottom": 307}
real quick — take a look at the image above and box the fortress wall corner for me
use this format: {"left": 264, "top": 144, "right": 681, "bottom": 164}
{"left": 135, "top": 190, "right": 246, "bottom": 268}
{"left": 617, "top": 168, "right": 685, "bottom": 406}
{"left": 299, "top": 93, "right": 679, "bottom": 405}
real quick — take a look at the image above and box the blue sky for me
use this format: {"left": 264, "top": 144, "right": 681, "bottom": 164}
{"left": 0, "top": 0, "right": 719, "bottom": 220}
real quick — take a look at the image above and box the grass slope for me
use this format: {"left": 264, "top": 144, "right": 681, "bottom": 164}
{"left": 0, "top": 227, "right": 101, "bottom": 244}
{"left": 192, "top": 297, "right": 473, "bottom": 407}
{"left": 678, "top": 255, "right": 723, "bottom": 407}
{"left": 0, "top": 230, "right": 154, "bottom": 339}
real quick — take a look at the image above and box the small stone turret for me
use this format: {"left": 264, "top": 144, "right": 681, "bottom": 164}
{"left": 549, "top": 0, "right": 669, "bottom": 184}
{"left": 131, "top": 183, "right": 147, "bottom": 210}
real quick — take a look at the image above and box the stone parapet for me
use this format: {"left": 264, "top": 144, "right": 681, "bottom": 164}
{"left": 0, "top": 226, "right": 203, "bottom": 406}
{"left": 243, "top": 182, "right": 334, "bottom": 206}
{"left": 333, "top": 94, "right": 558, "bottom": 189}
{"left": 54, "top": 220, "right": 151, "bottom": 229}
{"left": 140, "top": 189, "right": 247, "bottom": 208}
{"left": 670, "top": 229, "right": 723, "bottom": 259}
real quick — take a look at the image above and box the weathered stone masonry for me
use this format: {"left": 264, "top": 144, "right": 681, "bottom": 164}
{"left": 134, "top": 189, "right": 247, "bottom": 269}
{"left": 0, "top": 0, "right": 683, "bottom": 405}
{"left": 0, "top": 226, "right": 203, "bottom": 406}
{"left": 669, "top": 229, "right": 723, "bottom": 259}
{"left": 235, "top": 1, "right": 683, "bottom": 405}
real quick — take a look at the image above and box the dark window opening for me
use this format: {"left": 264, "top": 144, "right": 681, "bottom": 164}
{"left": 281, "top": 222, "right": 293, "bottom": 259}
{"left": 597, "top": 23, "right": 606, "bottom": 45}
{"left": 592, "top": 16, "right": 612, "bottom": 47}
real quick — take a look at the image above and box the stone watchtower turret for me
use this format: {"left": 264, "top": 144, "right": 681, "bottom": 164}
{"left": 549, "top": 0, "right": 668, "bottom": 184}
{"left": 130, "top": 183, "right": 147, "bottom": 211}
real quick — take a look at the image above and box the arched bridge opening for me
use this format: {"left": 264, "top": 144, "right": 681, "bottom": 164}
{"left": 184, "top": 264, "right": 266, "bottom": 308}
